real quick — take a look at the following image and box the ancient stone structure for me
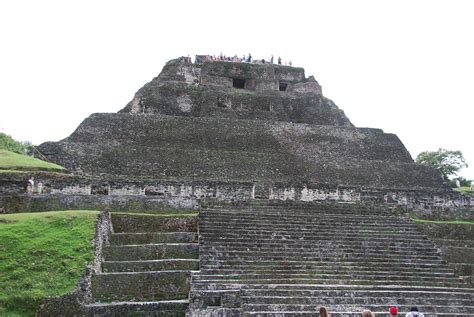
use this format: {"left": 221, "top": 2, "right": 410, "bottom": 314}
{"left": 37, "top": 57, "right": 448, "bottom": 194}
{"left": 2, "top": 57, "right": 473, "bottom": 315}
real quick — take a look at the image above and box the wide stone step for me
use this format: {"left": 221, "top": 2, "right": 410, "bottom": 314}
{"left": 192, "top": 274, "right": 463, "bottom": 284}
{"left": 191, "top": 283, "right": 474, "bottom": 293}
{"left": 82, "top": 299, "right": 188, "bottom": 316}
{"left": 204, "top": 205, "right": 392, "bottom": 213}
{"left": 103, "top": 259, "right": 200, "bottom": 272}
{"left": 242, "top": 303, "right": 474, "bottom": 314}
{"left": 242, "top": 295, "right": 473, "bottom": 306}
{"left": 103, "top": 243, "right": 199, "bottom": 261}
{"left": 199, "top": 251, "right": 443, "bottom": 261}
{"left": 199, "top": 245, "right": 439, "bottom": 255}
{"left": 200, "top": 236, "right": 432, "bottom": 244}
{"left": 110, "top": 232, "right": 198, "bottom": 245}
{"left": 200, "top": 243, "right": 438, "bottom": 253}
{"left": 92, "top": 271, "right": 191, "bottom": 302}
{"left": 189, "top": 307, "right": 241, "bottom": 317}
{"left": 431, "top": 238, "right": 474, "bottom": 247}
{"left": 191, "top": 277, "right": 465, "bottom": 287}
{"left": 199, "top": 222, "right": 419, "bottom": 231}
{"left": 199, "top": 259, "right": 449, "bottom": 269}
{"left": 199, "top": 266, "right": 455, "bottom": 275}
{"left": 111, "top": 213, "right": 197, "bottom": 233}
{"left": 200, "top": 229, "right": 426, "bottom": 238}
{"left": 242, "top": 312, "right": 471, "bottom": 317}
{"left": 241, "top": 288, "right": 474, "bottom": 300}
{"left": 200, "top": 214, "right": 412, "bottom": 224}
{"left": 198, "top": 269, "right": 455, "bottom": 278}
{"left": 200, "top": 213, "right": 412, "bottom": 222}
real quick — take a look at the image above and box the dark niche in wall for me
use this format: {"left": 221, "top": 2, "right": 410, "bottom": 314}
{"left": 233, "top": 78, "right": 246, "bottom": 89}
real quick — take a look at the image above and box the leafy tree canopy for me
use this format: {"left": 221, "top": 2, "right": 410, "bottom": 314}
{"left": 416, "top": 148, "right": 468, "bottom": 181}
{"left": 0, "top": 133, "right": 32, "bottom": 155}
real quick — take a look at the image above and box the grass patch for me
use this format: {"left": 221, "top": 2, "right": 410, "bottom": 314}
{"left": 411, "top": 218, "right": 474, "bottom": 225}
{"left": 0, "top": 210, "right": 99, "bottom": 316}
{"left": 0, "top": 150, "right": 65, "bottom": 173}
{"left": 453, "top": 186, "right": 474, "bottom": 197}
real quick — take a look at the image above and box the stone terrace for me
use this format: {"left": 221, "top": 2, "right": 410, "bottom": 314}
{"left": 188, "top": 201, "right": 474, "bottom": 316}
{"left": 82, "top": 212, "right": 199, "bottom": 316}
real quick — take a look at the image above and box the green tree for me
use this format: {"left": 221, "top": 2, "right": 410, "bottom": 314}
{"left": 0, "top": 133, "right": 33, "bottom": 155}
{"left": 416, "top": 148, "right": 468, "bottom": 181}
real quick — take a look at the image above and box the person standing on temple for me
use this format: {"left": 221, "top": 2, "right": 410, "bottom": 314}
{"left": 247, "top": 53, "right": 252, "bottom": 63}
{"left": 278, "top": 56, "right": 281, "bottom": 65}
{"left": 270, "top": 55, "right": 274, "bottom": 64}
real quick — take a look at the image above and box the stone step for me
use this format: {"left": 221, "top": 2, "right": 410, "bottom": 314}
{"left": 110, "top": 232, "right": 198, "bottom": 245}
{"left": 431, "top": 238, "right": 474, "bottom": 248}
{"left": 242, "top": 312, "right": 472, "bottom": 317}
{"left": 191, "top": 278, "right": 465, "bottom": 287}
{"left": 200, "top": 214, "right": 411, "bottom": 223}
{"left": 192, "top": 274, "right": 463, "bottom": 284}
{"left": 199, "top": 259, "right": 450, "bottom": 269}
{"left": 200, "top": 229, "right": 427, "bottom": 237}
{"left": 199, "top": 265, "right": 455, "bottom": 274}
{"left": 200, "top": 242, "right": 438, "bottom": 252}
{"left": 82, "top": 299, "right": 188, "bottom": 316}
{"left": 242, "top": 288, "right": 474, "bottom": 300}
{"left": 92, "top": 271, "right": 191, "bottom": 302}
{"left": 103, "top": 259, "right": 200, "bottom": 272}
{"left": 204, "top": 205, "right": 392, "bottom": 213}
{"left": 111, "top": 213, "right": 197, "bottom": 233}
{"left": 198, "top": 269, "right": 456, "bottom": 278}
{"left": 242, "top": 303, "right": 474, "bottom": 314}
{"left": 199, "top": 236, "right": 432, "bottom": 244}
{"left": 103, "top": 243, "right": 199, "bottom": 261}
{"left": 199, "top": 245, "right": 440, "bottom": 255}
{"left": 199, "top": 252, "right": 443, "bottom": 261}
{"left": 190, "top": 283, "right": 474, "bottom": 293}
{"left": 242, "top": 295, "right": 473, "bottom": 306}
{"left": 199, "top": 221, "right": 419, "bottom": 230}
{"left": 189, "top": 307, "right": 241, "bottom": 317}
{"left": 200, "top": 212, "right": 410, "bottom": 221}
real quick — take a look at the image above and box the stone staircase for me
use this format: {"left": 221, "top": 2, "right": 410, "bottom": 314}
{"left": 83, "top": 212, "right": 199, "bottom": 316}
{"left": 188, "top": 201, "right": 474, "bottom": 316}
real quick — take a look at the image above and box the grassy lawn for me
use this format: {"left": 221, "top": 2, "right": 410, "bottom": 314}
{"left": 412, "top": 218, "right": 474, "bottom": 225}
{"left": 453, "top": 186, "right": 474, "bottom": 197}
{"left": 0, "top": 210, "right": 100, "bottom": 316}
{"left": 0, "top": 149, "right": 65, "bottom": 172}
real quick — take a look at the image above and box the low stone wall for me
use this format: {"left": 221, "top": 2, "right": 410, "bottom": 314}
{"left": 0, "top": 194, "right": 198, "bottom": 213}
{"left": 416, "top": 222, "right": 474, "bottom": 285}
{"left": 37, "top": 211, "right": 111, "bottom": 316}
{"left": 267, "top": 184, "right": 473, "bottom": 210}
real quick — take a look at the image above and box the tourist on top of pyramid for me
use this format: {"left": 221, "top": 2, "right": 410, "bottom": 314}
{"left": 319, "top": 306, "right": 329, "bottom": 317}
{"left": 361, "top": 309, "right": 375, "bottom": 317}
{"left": 389, "top": 306, "right": 398, "bottom": 316}
{"left": 405, "top": 307, "right": 424, "bottom": 317}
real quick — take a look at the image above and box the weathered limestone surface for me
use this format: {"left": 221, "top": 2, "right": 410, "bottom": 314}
{"left": 36, "top": 56, "right": 447, "bottom": 191}
{"left": 38, "top": 113, "right": 444, "bottom": 190}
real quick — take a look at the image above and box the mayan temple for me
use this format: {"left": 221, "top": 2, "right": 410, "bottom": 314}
{"left": 2, "top": 56, "right": 473, "bottom": 316}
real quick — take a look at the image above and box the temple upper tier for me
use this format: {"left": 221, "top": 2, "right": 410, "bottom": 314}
{"left": 120, "top": 57, "right": 353, "bottom": 126}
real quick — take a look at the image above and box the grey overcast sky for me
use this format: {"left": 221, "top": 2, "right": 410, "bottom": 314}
{"left": 1, "top": 0, "right": 473, "bottom": 179}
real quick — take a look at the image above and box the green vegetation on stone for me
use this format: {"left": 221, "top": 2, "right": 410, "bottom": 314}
{"left": 411, "top": 218, "right": 474, "bottom": 225}
{"left": 0, "top": 149, "right": 65, "bottom": 173}
{"left": 0, "top": 210, "right": 100, "bottom": 316}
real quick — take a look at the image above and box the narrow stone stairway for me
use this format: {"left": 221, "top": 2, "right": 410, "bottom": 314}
{"left": 188, "top": 201, "right": 474, "bottom": 316}
{"left": 83, "top": 212, "right": 199, "bottom": 316}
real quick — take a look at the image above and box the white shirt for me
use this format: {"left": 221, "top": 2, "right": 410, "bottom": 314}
{"left": 406, "top": 312, "right": 424, "bottom": 317}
